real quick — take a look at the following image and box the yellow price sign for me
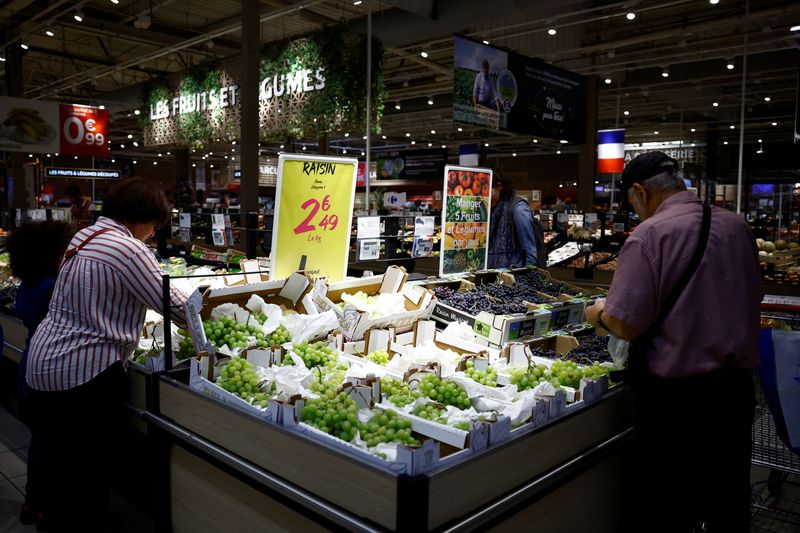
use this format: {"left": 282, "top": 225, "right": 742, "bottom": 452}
{"left": 271, "top": 154, "right": 358, "bottom": 281}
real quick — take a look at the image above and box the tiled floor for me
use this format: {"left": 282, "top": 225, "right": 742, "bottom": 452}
{"left": 0, "top": 406, "right": 154, "bottom": 533}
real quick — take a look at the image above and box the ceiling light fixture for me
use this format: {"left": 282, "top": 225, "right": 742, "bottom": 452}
{"left": 726, "top": 60, "right": 735, "bottom": 70}
{"left": 723, "top": 141, "right": 729, "bottom": 145}
{"left": 427, "top": 98, "right": 434, "bottom": 105}
{"left": 405, "top": 132, "right": 411, "bottom": 137}
{"left": 626, "top": 12, "right": 636, "bottom": 21}
{"left": 427, "top": 143, "right": 432, "bottom": 147}
{"left": 482, "top": 40, "right": 489, "bottom": 45}
{"left": 512, "top": 152, "right": 517, "bottom": 157}
{"left": 74, "top": 10, "right": 84, "bottom": 22}
{"left": 45, "top": 29, "right": 54, "bottom": 37}
{"left": 20, "top": 42, "right": 28, "bottom": 50}
{"left": 430, "top": 129, "right": 436, "bottom": 134}
{"left": 134, "top": 109, "right": 140, "bottom": 115}
{"left": 420, "top": 51, "right": 428, "bottom": 58}
{"left": 353, "top": 0, "right": 362, "bottom": 4}
{"left": 791, "top": 25, "right": 800, "bottom": 32}
{"left": 623, "top": 110, "right": 630, "bottom": 116}
{"left": 729, "top": 125, "right": 735, "bottom": 129}
{"left": 772, "top": 121, "right": 778, "bottom": 126}
{"left": 556, "top": 150, "right": 562, "bottom": 154}
{"left": 604, "top": 78, "right": 612, "bottom": 84}
{"left": 132, "top": 141, "right": 139, "bottom": 147}
{"left": 457, "top": 127, "right": 463, "bottom": 132}
{"left": 394, "top": 103, "right": 401, "bottom": 110}
{"left": 710, "top": 0, "right": 720, "bottom": 4}
{"left": 764, "top": 96, "right": 771, "bottom": 102}
{"left": 547, "top": 28, "right": 557, "bottom": 36}
{"left": 559, "top": 139, "right": 568, "bottom": 144}
{"left": 661, "top": 68, "right": 670, "bottom": 78}
{"left": 441, "top": 145, "right": 446, "bottom": 149}
{"left": 532, "top": 139, "right": 538, "bottom": 143}
{"left": 654, "top": 131, "right": 659, "bottom": 134}
{"left": 712, "top": 102, "right": 719, "bottom": 107}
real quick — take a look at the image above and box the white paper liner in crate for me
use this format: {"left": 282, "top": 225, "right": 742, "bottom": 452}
{"left": 245, "top": 294, "right": 282, "bottom": 334}
{"left": 385, "top": 341, "right": 461, "bottom": 377}
{"left": 340, "top": 291, "right": 406, "bottom": 319}
{"left": 281, "top": 310, "right": 339, "bottom": 344}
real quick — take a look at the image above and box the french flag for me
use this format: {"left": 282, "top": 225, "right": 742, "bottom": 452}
{"left": 597, "top": 129, "right": 625, "bottom": 173}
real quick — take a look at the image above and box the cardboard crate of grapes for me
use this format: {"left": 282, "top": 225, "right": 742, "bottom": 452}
{"left": 314, "top": 266, "right": 435, "bottom": 341}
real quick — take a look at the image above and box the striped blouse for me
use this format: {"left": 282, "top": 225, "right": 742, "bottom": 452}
{"left": 27, "top": 216, "right": 188, "bottom": 391}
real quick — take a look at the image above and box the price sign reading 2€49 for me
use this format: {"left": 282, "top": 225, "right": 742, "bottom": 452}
{"left": 271, "top": 154, "right": 358, "bottom": 281}
{"left": 59, "top": 104, "right": 110, "bottom": 157}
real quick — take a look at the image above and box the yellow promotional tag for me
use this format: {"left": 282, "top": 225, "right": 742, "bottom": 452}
{"left": 271, "top": 155, "right": 357, "bottom": 281}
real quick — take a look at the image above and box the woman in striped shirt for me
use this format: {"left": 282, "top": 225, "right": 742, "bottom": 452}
{"left": 27, "top": 177, "right": 189, "bottom": 532}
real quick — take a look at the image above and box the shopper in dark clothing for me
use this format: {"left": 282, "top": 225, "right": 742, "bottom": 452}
{"left": 7, "top": 221, "right": 73, "bottom": 528}
{"left": 488, "top": 176, "right": 538, "bottom": 268}
{"left": 584, "top": 152, "right": 761, "bottom": 533}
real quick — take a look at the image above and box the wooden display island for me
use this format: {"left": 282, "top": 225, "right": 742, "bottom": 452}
{"left": 126, "top": 368, "right": 633, "bottom": 532}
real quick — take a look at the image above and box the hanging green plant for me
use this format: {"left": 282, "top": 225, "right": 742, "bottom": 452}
{"left": 141, "top": 24, "right": 385, "bottom": 146}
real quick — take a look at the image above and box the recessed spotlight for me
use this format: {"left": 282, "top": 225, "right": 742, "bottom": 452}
{"left": 45, "top": 29, "right": 54, "bottom": 37}
{"left": 690, "top": 128, "right": 696, "bottom": 132}
{"left": 441, "top": 145, "right": 446, "bottom": 149}
{"left": 405, "top": 132, "right": 411, "bottom": 137}
{"left": 361, "top": 151, "right": 365, "bottom": 156}
{"left": 654, "top": 131, "right": 659, "bottom": 135}
{"left": 362, "top": 135, "right": 367, "bottom": 140}
{"left": 74, "top": 10, "right": 84, "bottom": 22}
{"left": 764, "top": 96, "right": 771, "bottom": 102}
{"left": 723, "top": 141, "right": 729, "bottom": 145}
{"left": 729, "top": 125, "right": 735, "bottom": 129}
{"left": 457, "top": 127, "right": 463, "bottom": 132}
{"left": 726, "top": 61, "right": 735, "bottom": 70}
{"left": 623, "top": 110, "right": 630, "bottom": 116}
{"left": 111, "top": 0, "right": 120, "bottom": 4}
{"left": 420, "top": 51, "right": 428, "bottom": 58}
{"left": 626, "top": 12, "right": 636, "bottom": 21}
{"left": 134, "top": 109, "right": 140, "bottom": 115}
{"left": 20, "top": 43, "right": 28, "bottom": 50}
{"left": 482, "top": 40, "right": 490, "bottom": 45}
{"left": 712, "top": 102, "right": 719, "bottom": 107}
{"left": 133, "top": 160, "right": 137, "bottom": 164}
{"left": 556, "top": 150, "right": 562, "bottom": 154}
{"left": 302, "top": 146, "right": 307, "bottom": 151}
{"left": 691, "top": 143, "right": 696, "bottom": 147}
{"left": 410, "top": 141, "right": 416, "bottom": 145}
{"left": 353, "top": 0, "right": 362, "bottom": 4}
{"left": 791, "top": 25, "right": 800, "bottom": 32}
{"left": 772, "top": 122, "right": 778, "bottom": 126}
{"left": 512, "top": 152, "right": 517, "bottom": 157}
{"left": 127, "top": 134, "right": 133, "bottom": 140}
{"left": 484, "top": 142, "right": 489, "bottom": 147}
{"left": 559, "top": 139, "right": 568, "bottom": 144}
{"left": 710, "top": 0, "right": 720, "bottom": 4}
{"left": 153, "top": 161, "right": 158, "bottom": 165}
{"left": 344, "top": 132, "right": 350, "bottom": 137}
{"left": 427, "top": 143, "right": 432, "bottom": 147}
{"left": 98, "top": 105, "right": 105, "bottom": 109}
{"left": 604, "top": 78, "right": 612, "bottom": 84}
{"left": 342, "top": 149, "right": 347, "bottom": 154}
{"left": 280, "top": 144, "right": 284, "bottom": 148}
{"left": 0, "top": 57, "right": 5, "bottom": 62}
{"left": 120, "top": 144, "right": 125, "bottom": 149}
{"left": 395, "top": 103, "right": 401, "bottom": 110}
{"left": 430, "top": 129, "right": 436, "bottom": 134}
{"left": 381, "top": 135, "right": 387, "bottom": 140}
{"left": 547, "top": 28, "right": 557, "bottom": 36}
{"left": 132, "top": 141, "right": 139, "bottom": 147}
{"left": 758, "top": 138, "right": 763, "bottom": 142}
{"left": 427, "top": 98, "right": 434, "bottom": 105}
{"left": 661, "top": 68, "right": 670, "bottom": 78}
{"left": 532, "top": 139, "right": 538, "bottom": 143}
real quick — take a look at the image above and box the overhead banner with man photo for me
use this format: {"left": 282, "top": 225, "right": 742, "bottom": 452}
{"left": 440, "top": 165, "right": 492, "bottom": 276}
{"left": 452, "top": 35, "right": 587, "bottom": 144}
{"left": 271, "top": 154, "right": 358, "bottom": 281}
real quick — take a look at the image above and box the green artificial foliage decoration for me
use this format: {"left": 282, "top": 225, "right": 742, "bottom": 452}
{"left": 141, "top": 25, "right": 384, "bottom": 146}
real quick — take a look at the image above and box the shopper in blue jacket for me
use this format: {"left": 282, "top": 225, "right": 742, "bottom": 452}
{"left": 8, "top": 221, "right": 73, "bottom": 528}
{"left": 488, "top": 175, "right": 540, "bottom": 268}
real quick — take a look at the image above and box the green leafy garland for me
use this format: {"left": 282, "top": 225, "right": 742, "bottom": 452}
{"left": 141, "top": 26, "right": 384, "bottom": 146}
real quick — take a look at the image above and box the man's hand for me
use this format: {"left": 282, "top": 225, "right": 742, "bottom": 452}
{"left": 585, "top": 301, "right": 606, "bottom": 329}
{"left": 585, "top": 301, "right": 640, "bottom": 340}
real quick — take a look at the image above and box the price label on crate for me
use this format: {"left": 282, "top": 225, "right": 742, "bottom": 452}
{"left": 359, "top": 239, "right": 380, "bottom": 261}
{"left": 271, "top": 155, "right": 357, "bottom": 281}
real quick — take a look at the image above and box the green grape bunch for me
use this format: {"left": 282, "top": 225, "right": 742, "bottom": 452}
{"left": 285, "top": 340, "right": 337, "bottom": 369}
{"left": 365, "top": 349, "right": 390, "bottom": 366}
{"left": 508, "top": 363, "right": 555, "bottom": 392}
{"left": 411, "top": 402, "right": 448, "bottom": 424}
{"left": 417, "top": 375, "right": 471, "bottom": 410}
{"left": 359, "top": 409, "right": 420, "bottom": 447}
{"left": 301, "top": 392, "right": 360, "bottom": 442}
{"left": 464, "top": 360, "right": 498, "bottom": 387}
{"left": 308, "top": 363, "right": 349, "bottom": 397}
{"left": 550, "top": 360, "right": 582, "bottom": 389}
{"left": 215, "top": 357, "right": 270, "bottom": 408}
{"left": 203, "top": 317, "right": 265, "bottom": 351}
{"left": 260, "top": 325, "right": 291, "bottom": 348}
{"left": 380, "top": 377, "right": 421, "bottom": 407}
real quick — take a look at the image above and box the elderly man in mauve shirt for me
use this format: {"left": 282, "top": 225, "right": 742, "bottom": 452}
{"left": 585, "top": 151, "right": 762, "bottom": 533}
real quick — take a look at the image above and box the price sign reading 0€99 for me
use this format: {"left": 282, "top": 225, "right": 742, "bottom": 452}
{"left": 271, "top": 154, "right": 357, "bottom": 281}
{"left": 59, "top": 104, "right": 109, "bottom": 157}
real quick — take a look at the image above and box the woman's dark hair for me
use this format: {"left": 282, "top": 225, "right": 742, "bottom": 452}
{"left": 102, "top": 177, "right": 171, "bottom": 228}
{"left": 493, "top": 175, "right": 515, "bottom": 201}
{"left": 8, "top": 221, "right": 73, "bottom": 284}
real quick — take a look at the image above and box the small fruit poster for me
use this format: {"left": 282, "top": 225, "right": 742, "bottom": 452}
{"left": 440, "top": 165, "right": 492, "bottom": 276}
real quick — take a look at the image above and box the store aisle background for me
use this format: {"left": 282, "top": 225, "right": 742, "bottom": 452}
{"left": 0, "top": 406, "right": 154, "bottom": 533}
{"left": 0, "top": 405, "right": 793, "bottom": 531}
